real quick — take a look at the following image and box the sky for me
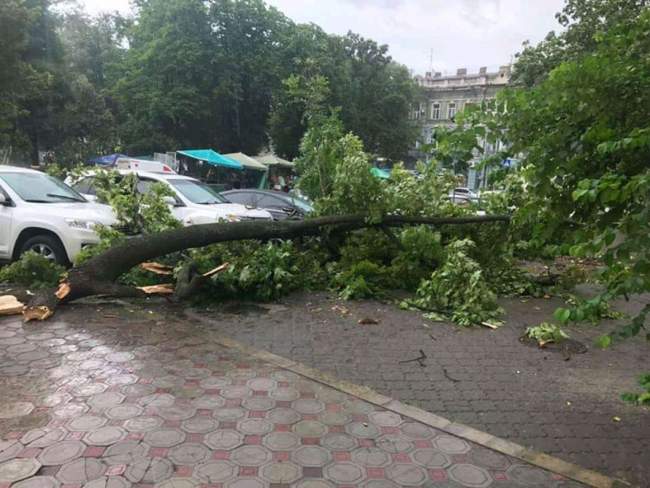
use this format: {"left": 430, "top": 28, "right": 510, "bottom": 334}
{"left": 77, "top": 0, "right": 566, "bottom": 76}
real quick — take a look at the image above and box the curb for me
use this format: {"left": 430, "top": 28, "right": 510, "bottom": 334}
{"left": 187, "top": 309, "right": 631, "bottom": 488}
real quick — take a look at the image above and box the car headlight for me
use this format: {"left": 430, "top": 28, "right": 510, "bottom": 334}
{"left": 226, "top": 214, "right": 240, "bottom": 222}
{"left": 65, "top": 218, "right": 100, "bottom": 231}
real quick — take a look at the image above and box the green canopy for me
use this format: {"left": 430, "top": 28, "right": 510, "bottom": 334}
{"left": 371, "top": 167, "right": 390, "bottom": 179}
{"left": 177, "top": 149, "right": 243, "bottom": 170}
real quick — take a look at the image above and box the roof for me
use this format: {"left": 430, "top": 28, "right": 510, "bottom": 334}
{"left": 177, "top": 149, "right": 242, "bottom": 170}
{"left": 0, "top": 165, "right": 41, "bottom": 174}
{"left": 255, "top": 153, "right": 294, "bottom": 168}
{"left": 223, "top": 153, "right": 267, "bottom": 171}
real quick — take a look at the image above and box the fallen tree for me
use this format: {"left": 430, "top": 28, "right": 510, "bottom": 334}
{"left": 20, "top": 213, "right": 509, "bottom": 321}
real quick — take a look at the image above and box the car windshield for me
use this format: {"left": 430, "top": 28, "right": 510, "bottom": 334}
{"left": 287, "top": 195, "right": 313, "bottom": 213}
{"left": 168, "top": 178, "right": 228, "bottom": 204}
{"left": 0, "top": 172, "right": 86, "bottom": 203}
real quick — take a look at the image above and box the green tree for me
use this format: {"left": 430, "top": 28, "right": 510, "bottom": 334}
{"left": 505, "top": 9, "right": 650, "bottom": 340}
{"left": 114, "top": 0, "right": 215, "bottom": 153}
{"left": 513, "top": 0, "right": 649, "bottom": 87}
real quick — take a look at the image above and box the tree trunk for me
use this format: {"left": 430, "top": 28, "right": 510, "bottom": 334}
{"left": 24, "top": 213, "right": 509, "bottom": 320}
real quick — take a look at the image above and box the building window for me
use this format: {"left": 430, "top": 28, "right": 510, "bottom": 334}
{"left": 448, "top": 102, "right": 457, "bottom": 120}
{"left": 431, "top": 103, "right": 440, "bottom": 120}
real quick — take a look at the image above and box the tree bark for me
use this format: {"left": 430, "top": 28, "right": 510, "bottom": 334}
{"left": 24, "top": 213, "right": 509, "bottom": 320}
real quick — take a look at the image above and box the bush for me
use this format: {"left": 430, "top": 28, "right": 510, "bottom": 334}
{"left": 390, "top": 226, "right": 444, "bottom": 290}
{"left": 332, "top": 260, "right": 393, "bottom": 300}
{"left": 0, "top": 251, "right": 65, "bottom": 289}
{"left": 403, "top": 239, "right": 503, "bottom": 327}
{"left": 621, "top": 374, "right": 650, "bottom": 406}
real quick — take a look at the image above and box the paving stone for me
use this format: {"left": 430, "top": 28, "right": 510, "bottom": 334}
{"left": 0, "top": 437, "right": 23, "bottom": 460}
{"left": 324, "top": 462, "right": 364, "bottom": 484}
{"left": 145, "top": 429, "right": 186, "bottom": 448}
{"left": 0, "top": 401, "right": 34, "bottom": 418}
{"left": 469, "top": 447, "right": 511, "bottom": 470}
{"left": 225, "top": 479, "right": 265, "bottom": 488}
{"left": 85, "top": 426, "right": 127, "bottom": 446}
{"left": 213, "top": 407, "right": 246, "bottom": 421}
{"left": 57, "top": 458, "right": 106, "bottom": 484}
{"left": 204, "top": 430, "right": 243, "bottom": 450}
{"left": 346, "top": 421, "right": 381, "bottom": 439}
{"left": 432, "top": 434, "right": 471, "bottom": 454}
{"left": 376, "top": 434, "right": 414, "bottom": 453}
{"left": 321, "top": 433, "right": 358, "bottom": 451}
{"left": 266, "top": 407, "right": 301, "bottom": 424}
{"left": 269, "top": 387, "right": 300, "bottom": 401}
{"left": 295, "top": 481, "right": 334, "bottom": 488}
{"left": 241, "top": 396, "right": 276, "bottom": 411}
{"left": 368, "top": 411, "right": 403, "bottom": 427}
{"left": 220, "top": 385, "right": 251, "bottom": 399}
{"left": 412, "top": 448, "right": 451, "bottom": 468}
{"left": 72, "top": 383, "right": 108, "bottom": 397}
{"left": 191, "top": 395, "right": 224, "bottom": 409}
{"left": 181, "top": 416, "right": 218, "bottom": 434}
{"left": 88, "top": 392, "right": 126, "bottom": 410}
{"left": 400, "top": 422, "right": 436, "bottom": 439}
{"left": 124, "top": 416, "right": 164, "bottom": 433}
{"left": 138, "top": 393, "right": 175, "bottom": 408}
{"left": 0, "top": 458, "right": 41, "bottom": 482}
{"left": 237, "top": 418, "right": 273, "bottom": 436}
{"left": 246, "top": 378, "right": 276, "bottom": 391}
{"left": 106, "top": 352, "right": 135, "bottom": 363}
{"left": 292, "top": 398, "right": 325, "bottom": 414}
{"left": 168, "top": 443, "right": 210, "bottom": 465}
{"left": 122, "top": 384, "right": 156, "bottom": 397}
{"left": 231, "top": 445, "right": 272, "bottom": 466}
{"left": 155, "top": 477, "right": 198, "bottom": 488}
{"left": 106, "top": 374, "right": 138, "bottom": 386}
{"left": 39, "top": 440, "right": 86, "bottom": 465}
{"left": 319, "top": 411, "right": 351, "bottom": 426}
{"left": 157, "top": 405, "right": 197, "bottom": 421}
{"left": 260, "top": 461, "right": 301, "bottom": 483}
{"left": 24, "top": 428, "right": 66, "bottom": 449}
{"left": 103, "top": 440, "right": 149, "bottom": 465}
{"left": 262, "top": 432, "right": 300, "bottom": 451}
{"left": 507, "top": 463, "right": 554, "bottom": 486}
{"left": 199, "top": 377, "right": 231, "bottom": 389}
{"left": 293, "top": 420, "right": 328, "bottom": 437}
{"left": 448, "top": 463, "right": 493, "bottom": 488}
{"left": 68, "top": 415, "right": 108, "bottom": 431}
{"left": 292, "top": 446, "right": 331, "bottom": 467}
{"left": 83, "top": 475, "right": 132, "bottom": 488}
{"left": 362, "top": 481, "right": 399, "bottom": 488}
{"left": 351, "top": 447, "right": 391, "bottom": 467}
{"left": 12, "top": 476, "right": 61, "bottom": 488}
{"left": 106, "top": 404, "right": 144, "bottom": 420}
{"left": 386, "top": 463, "right": 427, "bottom": 486}
{"left": 194, "top": 460, "right": 237, "bottom": 483}
{"left": 125, "top": 457, "right": 173, "bottom": 483}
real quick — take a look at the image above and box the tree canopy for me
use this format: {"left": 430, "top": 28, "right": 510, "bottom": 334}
{"left": 0, "top": 0, "right": 417, "bottom": 164}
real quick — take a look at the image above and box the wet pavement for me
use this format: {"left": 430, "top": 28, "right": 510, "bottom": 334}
{"left": 0, "top": 303, "right": 589, "bottom": 487}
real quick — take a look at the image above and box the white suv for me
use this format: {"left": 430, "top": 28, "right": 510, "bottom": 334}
{"left": 0, "top": 166, "right": 116, "bottom": 265}
{"left": 69, "top": 170, "right": 272, "bottom": 225}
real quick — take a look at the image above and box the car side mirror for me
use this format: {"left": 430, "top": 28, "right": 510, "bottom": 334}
{"left": 84, "top": 194, "right": 98, "bottom": 202}
{"left": 163, "top": 196, "right": 179, "bottom": 206}
{"left": 0, "top": 194, "right": 10, "bottom": 206}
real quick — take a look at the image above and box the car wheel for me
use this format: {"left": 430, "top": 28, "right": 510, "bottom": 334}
{"left": 20, "top": 235, "right": 69, "bottom": 266}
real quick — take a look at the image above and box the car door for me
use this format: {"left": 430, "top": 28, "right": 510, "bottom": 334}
{"left": 0, "top": 181, "right": 14, "bottom": 259}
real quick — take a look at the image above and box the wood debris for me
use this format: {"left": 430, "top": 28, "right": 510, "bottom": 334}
{"left": 202, "top": 262, "right": 229, "bottom": 278}
{"left": 55, "top": 282, "right": 71, "bottom": 300}
{"left": 358, "top": 317, "right": 379, "bottom": 325}
{"left": 140, "top": 262, "right": 174, "bottom": 275}
{"left": 0, "top": 295, "right": 24, "bottom": 316}
{"left": 137, "top": 284, "right": 175, "bottom": 295}
{"left": 23, "top": 305, "right": 53, "bottom": 322}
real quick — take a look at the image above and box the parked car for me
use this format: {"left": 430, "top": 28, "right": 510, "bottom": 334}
{"left": 0, "top": 166, "right": 116, "bottom": 265}
{"left": 222, "top": 189, "right": 314, "bottom": 220}
{"left": 449, "top": 187, "right": 479, "bottom": 203}
{"left": 68, "top": 170, "right": 273, "bottom": 225}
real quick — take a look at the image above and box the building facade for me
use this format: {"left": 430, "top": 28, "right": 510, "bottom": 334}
{"left": 411, "top": 66, "right": 512, "bottom": 188}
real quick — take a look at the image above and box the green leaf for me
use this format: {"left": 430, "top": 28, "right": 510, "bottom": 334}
{"left": 554, "top": 307, "right": 571, "bottom": 324}
{"left": 596, "top": 334, "right": 612, "bottom": 349}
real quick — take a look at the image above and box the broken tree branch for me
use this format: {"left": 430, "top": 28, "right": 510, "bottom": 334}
{"left": 23, "top": 213, "right": 510, "bottom": 321}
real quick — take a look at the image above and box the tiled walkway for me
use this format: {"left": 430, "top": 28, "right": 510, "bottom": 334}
{"left": 0, "top": 306, "right": 589, "bottom": 487}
